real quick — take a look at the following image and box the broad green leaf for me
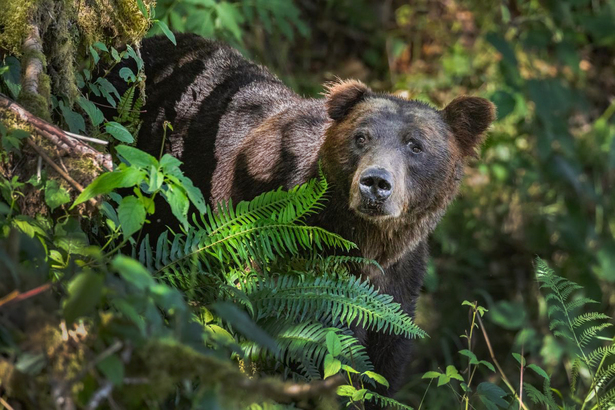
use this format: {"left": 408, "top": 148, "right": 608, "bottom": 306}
{"left": 476, "top": 382, "right": 509, "bottom": 409}
{"left": 479, "top": 360, "right": 495, "bottom": 372}
{"left": 45, "top": 180, "right": 70, "bottom": 211}
{"left": 77, "top": 96, "right": 104, "bottom": 126}
{"left": 96, "top": 354, "right": 124, "bottom": 386}
{"left": 336, "top": 385, "right": 357, "bottom": 397}
{"left": 105, "top": 121, "right": 134, "bottom": 143}
{"left": 352, "top": 388, "right": 368, "bottom": 401}
{"left": 422, "top": 371, "right": 442, "bottom": 379}
{"left": 215, "top": 2, "right": 243, "bottom": 40}
{"left": 72, "top": 166, "right": 145, "bottom": 207}
{"left": 92, "top": 41, "right": 109, "bottom": 52}
{"left": 160, "top": 154, "right": 182, "bottom": 172}
{"left": 63, "top": 271, "right": 104, "bottom": 324}
{"left": 154, "top": 20, "right": 177, "bottom": 45}
{"left": 136, "top": 0, "right": 149, "bottom": 17}
{"left": 149, "top": 165, "right": 164, "bottom": 192}
{"left": 117, "top": 195, "right": 146, "bottom": 237}
{"left": 162, "top": 184, "right": 189, "bottom": 227}
{"left": 459, "top": 349, "right": 478, "bottom": 364}
{"left": 512, "top": 352, "right": 526, "bottom": 366}
{"left": 341, "top": 364, "right": 359, "bottom": 374}
{"left": 437, "top": 374, "right": 450, "bottom": 387}
{"left": 323, "top": 354, "right": 341, "bottom": 379}
{"left": 119, "top": 67, "right": 136, "bottom": 83}
{"left": 59, "top": 101, "right": 86, "bottom": 134}
{"left": 96, "top": 77, "right": 120, "bottom": 107}
{"left": 326, "top": 331, "right": 342, "bottom": 357}
{"left": 363, "top": 371, "right": 389, "bottom": 388}
{"left": 89, "top": 45, "right": 99, "bottom": 64}
{"left": 175, "top": 175, "right": 206, "bottom": 214}
{"left": 112, "top": 255, "right": 155, "bottom": 290}
{"left": 445, "top": 365, "right": 464, "bottom": 382}
{"left": 116, "top": 145, "right": 158, "bottom": 168}
{"left": 527, "top": 364, "right": 549, "bottom": 379}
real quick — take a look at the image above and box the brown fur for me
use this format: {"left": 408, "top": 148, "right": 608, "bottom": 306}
{"left": 106, "top": 34, "right": 496, "bottom": 401}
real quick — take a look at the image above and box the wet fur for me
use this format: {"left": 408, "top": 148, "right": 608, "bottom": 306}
{"left": 107, "top": 33, "right": 495, "bottom": 399}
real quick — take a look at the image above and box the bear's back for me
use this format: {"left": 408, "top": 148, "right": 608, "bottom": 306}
{"left": 134, "top": 34, "right": 326, "bottom": 207}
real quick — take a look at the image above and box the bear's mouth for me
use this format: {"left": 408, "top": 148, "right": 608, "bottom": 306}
{"left": 356, "top": 201, "right": 392, "bottom": 218}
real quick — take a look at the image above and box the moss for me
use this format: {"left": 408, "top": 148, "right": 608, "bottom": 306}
{"left": 1, "top": 0, "right": 154, "bottom": 108}
{"left": 17, "top": 92, "right": 51, "bottom": 122}
{"left": 0, "top": 0, "right": 38, "bottom": 56}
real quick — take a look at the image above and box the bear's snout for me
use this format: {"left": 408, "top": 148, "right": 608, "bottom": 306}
{"left": 359, "top": 168, "right": 394, "bottom": 203}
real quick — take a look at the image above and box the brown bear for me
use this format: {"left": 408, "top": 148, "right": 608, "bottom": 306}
{"left": 111, "top": 33, "right": 495, "bottom": 398}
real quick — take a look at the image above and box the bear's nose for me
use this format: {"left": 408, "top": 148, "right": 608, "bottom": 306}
{"left": 359, "top": 168, "right": 393, "bottom": 202}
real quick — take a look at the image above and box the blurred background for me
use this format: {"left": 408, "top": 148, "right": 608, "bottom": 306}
{"left": 151, "top": 0, "right": 615, "bottom": 406}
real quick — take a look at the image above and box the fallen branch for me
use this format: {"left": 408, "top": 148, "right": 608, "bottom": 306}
{"left": 0, "top": 93, "right": 113, "bottom": 171}
{"left": 26, "top": 139, "right": 100, "bottom": 208}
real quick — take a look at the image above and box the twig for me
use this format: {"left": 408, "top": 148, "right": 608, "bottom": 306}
{"left": 67, "top": 340, "right": 123, "bottom": 386}
{"left": 0, "top": 396, "right": 15, "bottom": 410}
{"left": 85, "top": 381, "right": 113, "bottom": 410}
{"left": 64, "top": 131, "right": 109, "bottom": 146}
{"left": 476, "top": 314, "right": 530, "bottom": 410}
{"left": 0, "top": 93, "right": 113, "bottom": 170}
{"left": 0, "top": 283, "right": 52, "bottom": 309}
{"left": 26, "top": 139, "right": 100, "bottom": 208}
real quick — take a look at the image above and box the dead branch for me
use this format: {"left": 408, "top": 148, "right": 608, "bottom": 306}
{"left": 26, "top": 139, "right": 100, "bottom": 208}
{"left": 0, "top": 93, "right": 113, "bottom": 171}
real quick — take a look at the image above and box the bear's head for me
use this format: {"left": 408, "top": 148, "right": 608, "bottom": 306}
{"left": 320, "top": 79, "right": 495, "bottom": 246}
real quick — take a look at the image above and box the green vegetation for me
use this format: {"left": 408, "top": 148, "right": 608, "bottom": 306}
{"left": 1, "top": 0, "right": 614, "bottom": 409}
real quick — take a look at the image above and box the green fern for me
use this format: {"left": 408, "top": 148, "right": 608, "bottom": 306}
{"left": 536, "top": 258, "right": 615, "bottom": 409}
{"left": 240, "top": 275, "right": 426, "bottom": 339}
{"left": 138, "top": 172, "right": 427, "bottom": 397}
{"left": 365, "top": 392, "right": 414, "bottom": 410}
{"left": 523, "top": 379, "right": 558, "bottom": 409}
{"left": 142, "top": 169, "right": 356, "bottom": 276}
{"left": 243, "top": 320, "right": 373, "bottom": 381}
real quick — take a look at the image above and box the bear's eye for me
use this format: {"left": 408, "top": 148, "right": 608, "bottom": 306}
{"left": 407, "top": 139, "right": 423, "bottom": 154}
{"left": 355, "top": 132, "right": 368, "bottom": 147}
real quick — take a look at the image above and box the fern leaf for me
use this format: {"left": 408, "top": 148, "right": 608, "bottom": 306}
{"left": 365, "top": 392, "right": 414, "bottom": 410}
{"left": 580, "top": 323, "right": 613, "bottom": 347}
{"left": 241, "top": 275, "right": 426, "bottom": 339}
{"left": 243, "top": 320, "right": 373, "bottom": 381}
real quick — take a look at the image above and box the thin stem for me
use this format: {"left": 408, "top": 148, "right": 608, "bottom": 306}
{"left": 519, "top": 345, "right": 524, "bottom": 410}
{"left": 476, "top": 314, "right": 530, "bottom": 410}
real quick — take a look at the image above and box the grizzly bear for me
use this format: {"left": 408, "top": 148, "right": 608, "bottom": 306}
{"left": 111, "top": 33, "right": 495, "bottom": 398}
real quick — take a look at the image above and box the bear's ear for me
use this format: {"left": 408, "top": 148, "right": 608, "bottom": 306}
{"left": 324, "top": 79, "right": 371, "bottom": 121}
{"left": 442, "top": 96, "right": 496, "bottom": 157}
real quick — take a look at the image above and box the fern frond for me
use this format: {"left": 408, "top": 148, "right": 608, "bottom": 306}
{"left": 587, "top": 346, "right": 615, "bottom": 367}
{"left": 572, "top": 313, "right": 612, "bottom": 330}
{"left": 523, "top": 381, "right": 558, "bottom": 408}
{"left": 536, "top": 258, "right": 612, "bottom": 363}
{"left": 596, "top": 363, "right": 615, "bottom": 390}
{"left": 571, "top": 358, "right": 581, "bottom": 395}
{"left": 365, "top": 392, "right": 414, "bottom": 410}
{"left": 114, "top": 84, "right": 135, "bottom": 123}
{"left": 200, "top": 168, "right": 328, "bottom": 236}
{"left": 598, "top": 387, "right": 615, "bottom": 407}
{"left": 580, "top": 324, "right": 613, "bottom": 348}
{"left": 243, "top": 320, "right": 373, "bottom": 381}
{"left": 241, "top": 275, "right": 426, "bottom": 339}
